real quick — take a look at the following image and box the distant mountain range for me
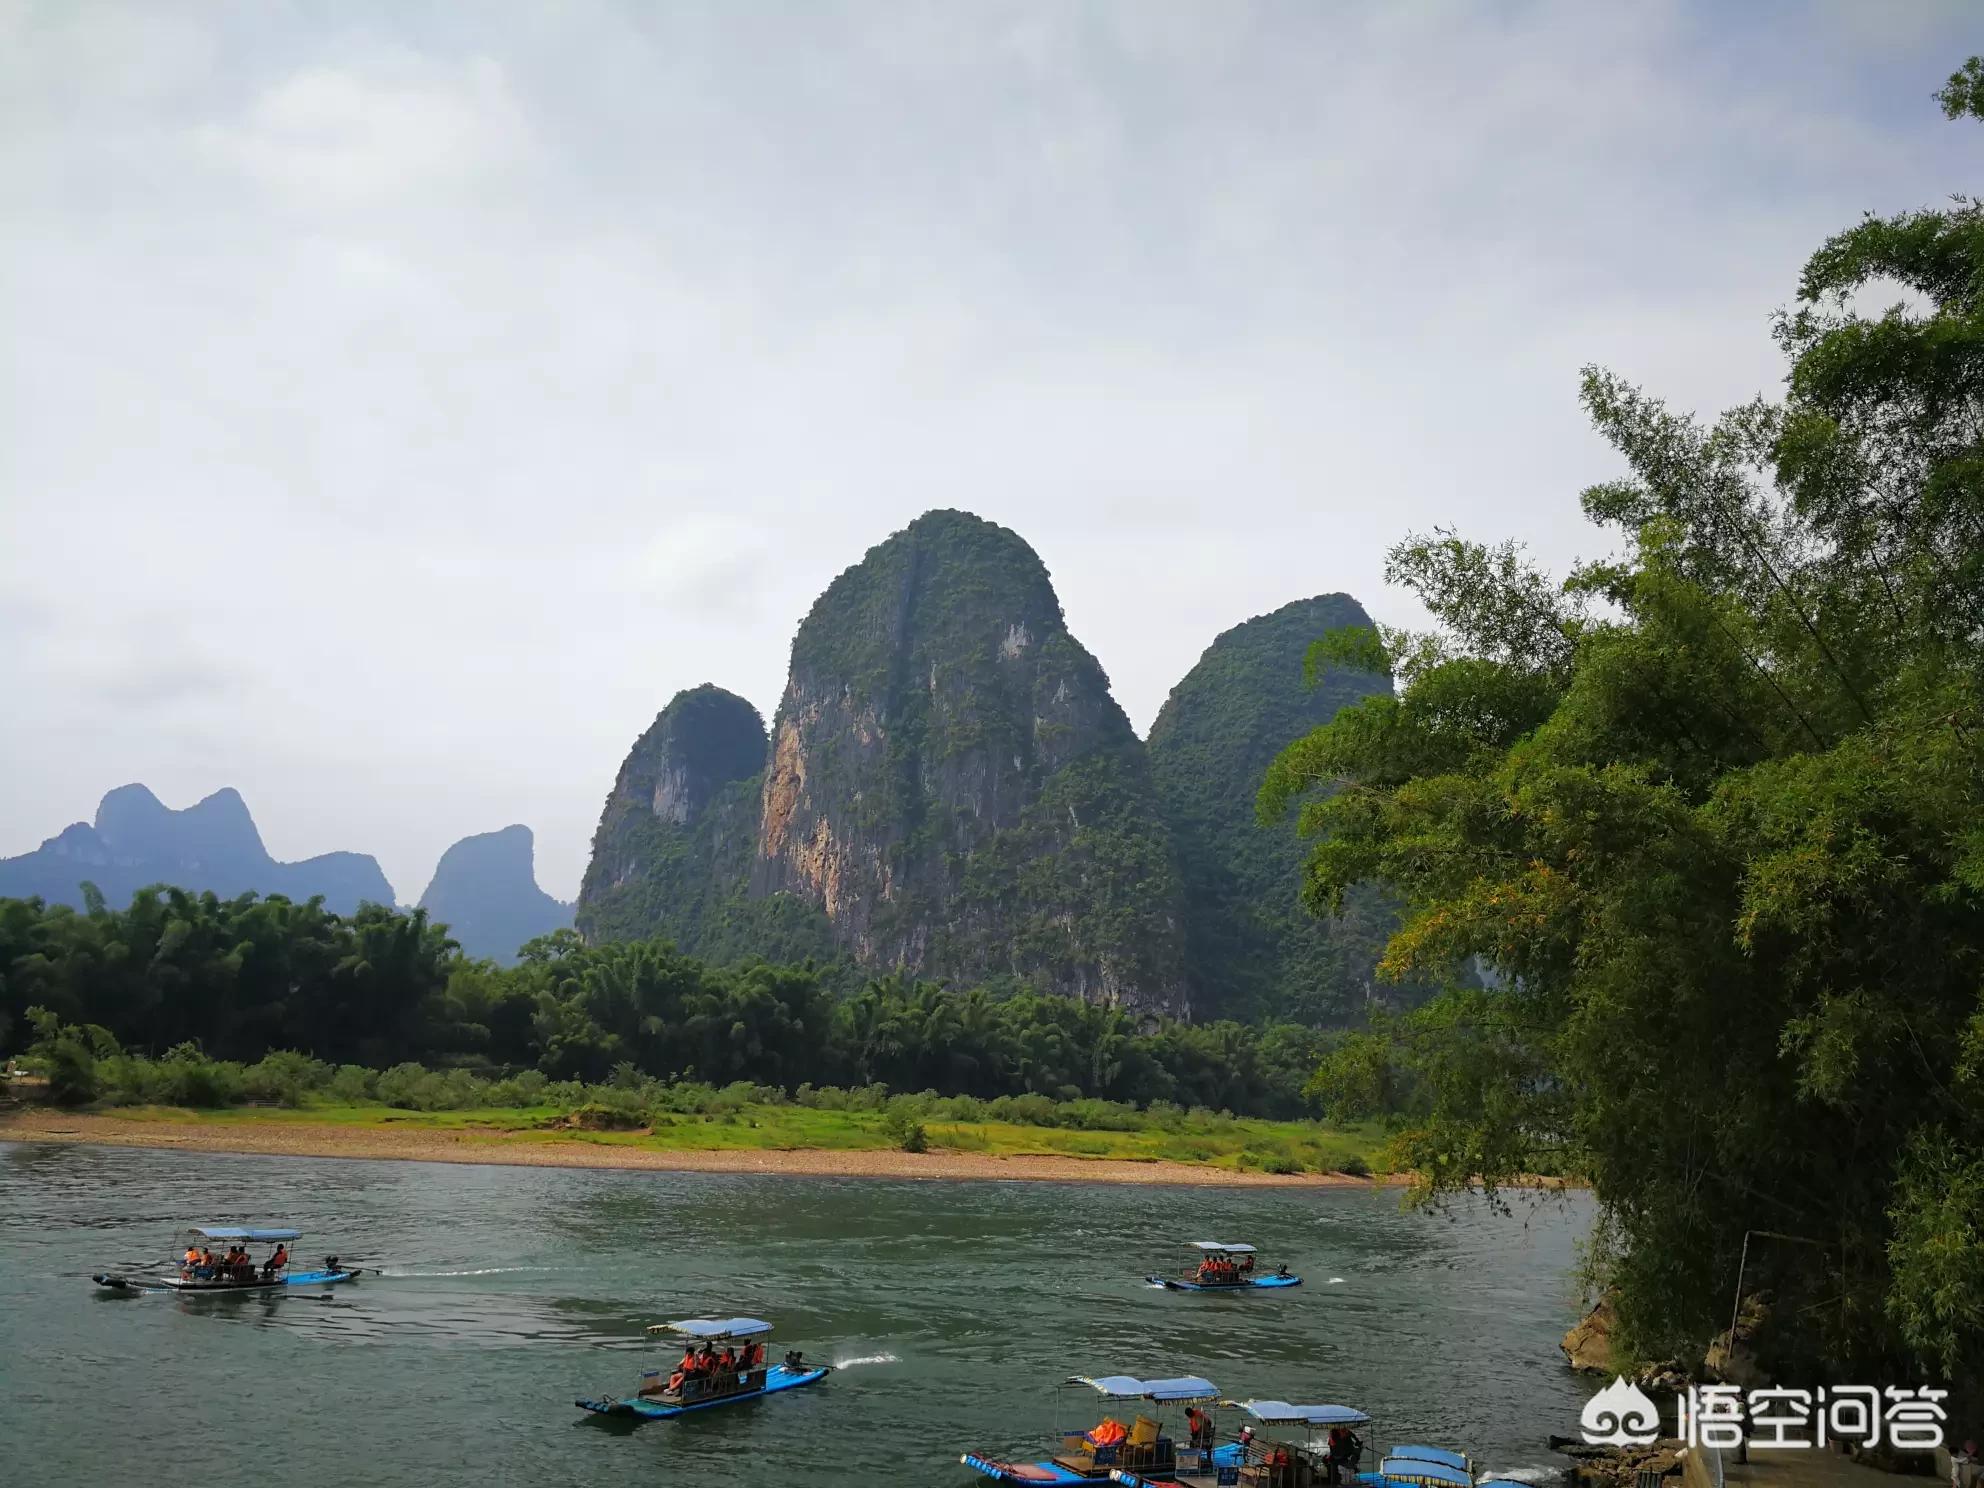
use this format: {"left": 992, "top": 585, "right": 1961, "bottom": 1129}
{"left": 6, "top": 512, "right": 1401, "bottom": 1014}
{"left": 0, "top": 785, "right": 570, "bottom": 965}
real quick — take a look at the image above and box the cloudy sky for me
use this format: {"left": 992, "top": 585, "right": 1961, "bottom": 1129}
{"left": 2, "top": 1, "right": 1975, "bottom": 903}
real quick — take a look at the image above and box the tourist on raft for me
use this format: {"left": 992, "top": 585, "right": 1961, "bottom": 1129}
{"left": 1186, "top": 1405, "right": 1216, "bottom": 1450}
{"left": 1325, "top": 1425, "right": 1365, "bottom": 1483}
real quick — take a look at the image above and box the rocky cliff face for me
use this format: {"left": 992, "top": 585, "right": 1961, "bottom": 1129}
{"left": 575, "top": 685, "right": 835, "bottom": 963}
{"left": 416, "top": 824, "right": 573, "bottom": 965}
{"left": 750, "top": 510, "right": 1189, "bottom": 1013}
{"left": 1146, "top": 595, "right": 1397, "bottom": 1022}
{"left": 0, "top": 783, "right": 396, "bottom": 914}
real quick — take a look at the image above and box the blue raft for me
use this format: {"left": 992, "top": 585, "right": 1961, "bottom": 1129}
{"left": 576, "top": 1316, "right": 830, "bottom": 1423}
{"left": 93, "top": 1225, "right": 362, "bottom": 1293}
{"left": 1147, "top": 1272, "right": 1302, "bottom": 1291}
{"left": 576, "top": 1360, "right": 828, "bottom": 1419}
{"left": 93, "top": 1267, "right": 362, "bottom": 1292}
{"left": 1147, "top": 1240, "right": 1302, "bottom": 1291}
{"left": 967, "top": 1443, "right": 1246, "bottom": 1485}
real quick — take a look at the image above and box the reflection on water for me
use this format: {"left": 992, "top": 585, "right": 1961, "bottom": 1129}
{"left": 2, "top": 1141, "right": 1594, "bottom": 1487}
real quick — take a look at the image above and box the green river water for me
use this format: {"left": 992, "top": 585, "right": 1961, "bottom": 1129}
{"left": 0, "top": 1141, "right": 1596, "bottom": 1486}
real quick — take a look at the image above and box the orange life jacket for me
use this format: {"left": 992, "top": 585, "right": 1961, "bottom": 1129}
{"left": 1090, "top": 1419, "right": 1129, "bottom": 1446}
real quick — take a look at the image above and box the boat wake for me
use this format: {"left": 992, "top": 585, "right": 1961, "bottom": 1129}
{"left": 1328, "top": 1277, "right": 1346, "bottom": 1284}
{"left": 831, "top": 1352, "right": 899, "bottom": 1368}
{"left": 379, "top": 1266, "right": 560, "bottom": 1279}
{"left": 1481, "top": 1468, "right": 1564, "bottom": 1484}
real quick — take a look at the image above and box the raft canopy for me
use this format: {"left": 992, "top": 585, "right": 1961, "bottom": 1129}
{"left": 1189, "top": 1241, "right": 1257, "bottom": 1254}
{"left": 1070, "top": 1374, "right": 1219, "bottom": 1403}
{"left": 648, "top": 1317, "right": 774, "bottom": 1340}
{"left": 1235, "top": 1402, "right": 1370, "bottom": 1427}
{"left": 1390, "top": 1447, "right": 1471, "bottom": 1472}
{"left": 1380, "top": 1457, "right": 1473, "bottom": 1487}
{"left": 189, "top": 1226, "right": 301, "bottom": 1242}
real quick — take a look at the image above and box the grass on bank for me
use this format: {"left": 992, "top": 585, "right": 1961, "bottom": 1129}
{"left": 8, "top": 1048, "right": 1389, "bottom": 1175}
{"left": 72, "top": 1099, "right": 1389, "bottom": 1174}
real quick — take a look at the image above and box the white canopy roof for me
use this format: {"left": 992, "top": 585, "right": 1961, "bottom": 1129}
{"left": 646, "top": 1317, "right": 773, "bottom": 1340}
{"left": 1069, "top": 1374, "right": 1219, "bottom": 1402}
{"left": 1237, "top": 1401, "right": 1371, "bottom": 1426}
{"left": 1189, "top": 1241, "right": 1257, "bottom": 1254}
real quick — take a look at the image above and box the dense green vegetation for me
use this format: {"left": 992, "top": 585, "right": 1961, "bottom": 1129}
{"left": 1266, "top": 66, "right": 1984, "bottom": 1389}
{"left": 1148, "top": 594, "right": 1425, "bottom": 1023}
{"left": 6, "top": 1041, "right": 1381, "bottom": 1174}
{"left": 0, "top": 886, "right": 1334, "bottom": 1120}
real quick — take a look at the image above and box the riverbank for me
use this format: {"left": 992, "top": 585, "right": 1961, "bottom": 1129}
{"left": 0, "top": 1107, "right": 1412, "bottom": 1186}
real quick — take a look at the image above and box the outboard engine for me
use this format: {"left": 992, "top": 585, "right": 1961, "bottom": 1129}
{"left": 783, "top": 1349, "right": 804, "bottom": 1370}
{"left": 325, "top": 1255, "right": 339, "bottom": 1274}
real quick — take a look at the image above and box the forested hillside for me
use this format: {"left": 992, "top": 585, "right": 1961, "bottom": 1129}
{"left": 1148, "top": 594, "right": 1404, "bottom": 1022}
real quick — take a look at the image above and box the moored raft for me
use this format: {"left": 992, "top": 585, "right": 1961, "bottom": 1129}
{"left": 1114, "top": 1399, "right": 1373, "bottom": 1487}
{"left": 1373, "top": 1448, "right": 1475, "bottom": 1487}
{"left": 965, "top": 1373, "right": 1243, "bottom": 1486}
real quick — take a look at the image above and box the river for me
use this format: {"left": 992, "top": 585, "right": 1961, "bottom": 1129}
{"left": 1, "top": 1141, "right": 1596, "bottom": 1486}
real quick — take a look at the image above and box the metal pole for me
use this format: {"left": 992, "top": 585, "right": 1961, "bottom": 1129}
{"left": 1727, "top": 1230, "right": 1825, "bottom": 1366}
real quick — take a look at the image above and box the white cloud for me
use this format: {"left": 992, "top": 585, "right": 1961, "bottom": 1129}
{"left": 196, "top": 53, "right": 535, "bottom": 212}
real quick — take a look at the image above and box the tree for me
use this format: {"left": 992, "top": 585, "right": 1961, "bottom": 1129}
{"left": 1262, "top": 64, "right": 1984, "bottom": 1386}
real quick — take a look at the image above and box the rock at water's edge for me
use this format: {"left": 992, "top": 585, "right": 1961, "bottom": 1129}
{"left": 1562, "top": 1293, "right": 1618, "bottom": 1373}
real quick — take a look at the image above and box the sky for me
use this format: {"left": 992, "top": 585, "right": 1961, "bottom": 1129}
{"left": 2, "top": 0, "right": 1976, "bottom": 904}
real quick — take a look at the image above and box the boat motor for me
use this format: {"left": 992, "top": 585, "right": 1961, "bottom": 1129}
{"left": 324, "top": 1254, "right": 339, "bottom": 1274}
{"left": 783, "top": 1349, "right": 805, "bottom": 1370}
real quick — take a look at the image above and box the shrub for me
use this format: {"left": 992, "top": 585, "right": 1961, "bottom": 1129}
{"left": 988, "top": 1093, "right": 1058, "bottom": 1128}
{"left": 23, "top": 1008, "right": 108, "bottom": 1106}
{"left": 96, "top": 1053, "right": 160, "bottom": 1105}
{"left": 486, "top": 1069, "right": 549, "bottom": 1107}
{"left": 374, "top": 1062, "right": 432, "bottom": 1110}
{"left": 1058, "top": 1098, "right": 1142, "bottom": 1132}
{"left": 881, "top": 1107, "right": 928, "bottom": 1153}
{"left": 1261, "top": 1153, "right": 1305, "bottom": 1175}
{"left": 149, "top": 1044, "right": 245, "bottom": 1107}
{"left": 654, "top": 1080, "right": 719, "bottom": 1115}
{"left": 883, "top": 1092, "right": 937, "bottom": 1123}
{"left": 243, "top": 1051, "right": 329, "bottom": 1107}
{"left": 1339, "top": 1155, "right": 1372, "bottom": 1179}
{"left": 327, "top": 1064, "right": 376, "bottom": 1103}
{"left": 570, "top": 1101, "right": 647, "bottom": 1131}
